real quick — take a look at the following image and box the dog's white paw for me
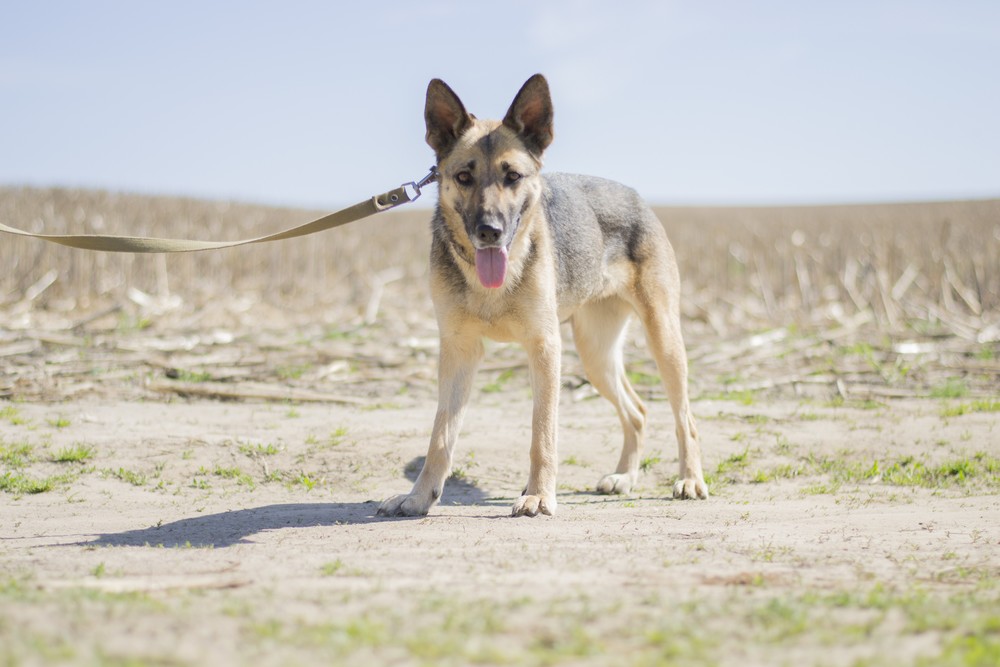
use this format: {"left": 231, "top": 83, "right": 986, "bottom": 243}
{"left": 511, "top": 494, "right": 556, "bottom": 517}
{"left": 672, "top": 477, "right": 709, "bottom": 500}
{"left": 596, "top": 473, "right": 633, "bottom": 495}
{"left": 377, "top": 492, "right": 434, "bottom": 517}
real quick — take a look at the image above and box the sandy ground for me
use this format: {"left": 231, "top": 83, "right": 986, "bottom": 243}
{"left": 2, "top": 379, "right": 999, "bottom": 665}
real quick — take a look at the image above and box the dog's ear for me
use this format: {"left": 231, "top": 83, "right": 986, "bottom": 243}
{"left": 425, "top": 79, "right": 473, "bottom": 160}
{"left": 502, "top": 74, "right": 554, "bottom": 156}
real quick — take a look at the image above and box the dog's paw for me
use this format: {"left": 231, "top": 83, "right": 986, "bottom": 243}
{"left": 672, "top": 477, "right": 709, "bottom": 500}
{"left": 596, "top": 473, "right": 633, "bottom": 495}
{"left": 510, "top": 494, "right": 556, "bottom": 517}
{"left": 377, "top": 493, "right": 434, "bottom": 517}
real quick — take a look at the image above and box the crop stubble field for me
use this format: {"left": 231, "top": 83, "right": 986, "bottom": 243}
{"left": 1, "top": 187, "right": 999, "bottom": 666}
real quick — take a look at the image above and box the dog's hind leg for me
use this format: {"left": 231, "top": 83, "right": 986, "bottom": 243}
{"left": 572, "top": 297, "right": 648, "bottom": 495}
{"left": 378, "top": 331, "right": 484, "bottom": 516}
{"left": 632, "top": 271, "right": 708, "bottom": 500}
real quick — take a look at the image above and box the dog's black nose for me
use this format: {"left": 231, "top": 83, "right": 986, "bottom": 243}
{"left": 475, "top": 223, "right": 502, "bottom": 245}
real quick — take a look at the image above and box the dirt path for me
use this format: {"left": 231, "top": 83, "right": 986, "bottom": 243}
{"left": 3, "top": 391, "right": 998, "bottom": 666}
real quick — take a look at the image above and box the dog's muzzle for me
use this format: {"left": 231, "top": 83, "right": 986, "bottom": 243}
{"left": 475, "top": 222, "right": 503, "bottom": 246}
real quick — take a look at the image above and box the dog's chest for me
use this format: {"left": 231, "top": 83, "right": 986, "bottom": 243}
{"left": 458, "top": 293, "right": 529, "bottom": 343}
{"left": 458, "top": 281, "right": 563, "bottom": 343}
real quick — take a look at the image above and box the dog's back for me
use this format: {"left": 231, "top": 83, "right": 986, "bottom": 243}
{"left": 543, "top": 173, "right": 675, "bottom": 310}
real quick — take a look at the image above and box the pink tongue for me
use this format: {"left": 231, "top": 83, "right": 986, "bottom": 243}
{"left": 475, "top": 247, "right": 508, "bottom": 289}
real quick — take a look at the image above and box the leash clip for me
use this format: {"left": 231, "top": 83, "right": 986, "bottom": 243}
{"left": 402, "top": 165, "right": 439, "bottom": 202}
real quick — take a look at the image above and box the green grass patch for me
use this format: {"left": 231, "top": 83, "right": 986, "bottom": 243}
{"left": 0, "top": 405, "right": 27, "bottom": 425}
{"left": 0, "top": 471, "right": 53, "bottom": 494}
{"left": 715, "top": 446, "right": 752, "bottom": 477}
{"left": 773, "top": 434, "right": 795, "bottom": 455}
{"left": 117, "top": 314, "right": 151, "bottom": 332}
{"left": 322, "top": 327, "right": 363, "bottom": 342}
{"left": 320, "top": 560, "right": 350, "bottom": 576}
{"left": 941, "top": 398, "right": 1000, "bottom": 418}
{"left": 321, "top": 560, "right": 343, "bottom": 576}
{"left": 51, "top": 444, "right": 95, "bottom": 463}
{"left": 931, "top": 377, "right": 970, "bottom": 399}
{"left": 723, "top": 448, "right": 1000, "bottom": 495}
{"left": 1, "top": 440, "right": 34, "bottom": 467}
{"left": 640, "top": 453, "right": 662, "bottom": 472}
{"left": 295, "top": 473, "right": 320, "bottom": 491}
{"left": 703, "top": 389, "right": 757, "bottom": 405}
{"left": 870, "top": 453, "right": 998, "bottom": 488}
{"left": 751, "top": 464, "right": 800, "bottom": 484}
{"left": 106, "top": 467, "right": 147, "bottom": 487}
{"left": 792, "top": 452, "right": 1000, "bottom": 493}
{"left": 975, "top": 345, "right": 997, "bottom": 361}
{"left": 482, "top": 368, "right": 515, "bottom": 393}
{"left": 922, "top": 631, "right": 1000, "bottom": 667}
{"left": 825, "top": 396, "right": 886, "bottom": 410}
{"left": 770, "top": 463, "right": 801, "bottom": 479}
{"left": 840, "top": 342, "right": 876, "bottom": 357}
{"left": 238, "top": 441, "right": 281, "bottom": 457}
{"left": 173, "top": 369, "right": 213, "bottom": 383}
{"left": 276, "top": 364, "right": 311, "bottom": 380}
{"left": 328, "top": 427, "right": 348, "bottom": 447}
{"left": 627, "top": 369, "right": 661, "bottom": 386}
{"left": 213, "top": 466, "right": 256, "bottom": 488}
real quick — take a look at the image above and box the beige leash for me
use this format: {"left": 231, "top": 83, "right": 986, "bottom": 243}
{"left": 0, "top": 167, "right": 437, "bottom": 253}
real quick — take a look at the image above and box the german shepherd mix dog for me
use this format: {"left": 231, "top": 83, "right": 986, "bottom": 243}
{"left": 378, "top": 74, "right": 707, "bottom": 518}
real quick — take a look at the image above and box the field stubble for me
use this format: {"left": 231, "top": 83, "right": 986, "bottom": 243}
{"left": 1, "top": 188, "right": 998, "bottom": 404}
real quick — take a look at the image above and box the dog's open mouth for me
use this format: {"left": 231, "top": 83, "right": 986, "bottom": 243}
{"left": 475, "top": 246, "right": 508, "bottom": 289}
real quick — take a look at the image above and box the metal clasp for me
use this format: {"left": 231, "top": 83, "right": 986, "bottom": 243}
{"left": 402, "top": 165, "right": 439, "bottom": 201}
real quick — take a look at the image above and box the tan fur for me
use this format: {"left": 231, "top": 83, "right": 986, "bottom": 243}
{"left": 378, "top": 75, "right": 707, "bottom": 518}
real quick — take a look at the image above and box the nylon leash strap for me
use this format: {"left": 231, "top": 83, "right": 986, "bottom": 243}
{"left": 0, "top": 167, "right": 438, "bottom": 253}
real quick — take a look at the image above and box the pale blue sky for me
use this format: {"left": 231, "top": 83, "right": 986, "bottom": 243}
{"left": 2, "top": 1, "right": 998, "bottom": 207}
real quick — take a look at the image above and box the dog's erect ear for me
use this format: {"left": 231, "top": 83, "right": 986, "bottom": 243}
{"left": 502, "top": 74, "right": 554, "bottom": 156}
{"left": 425, "top": 79, "right": 473, "bottom": 160}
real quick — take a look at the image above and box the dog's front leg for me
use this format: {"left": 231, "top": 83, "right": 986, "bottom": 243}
{"left": 378, "top": 332, "right": 483, "bottom": 517}
{"left": 511, "top": 329, "right": 561, "bottom": 517}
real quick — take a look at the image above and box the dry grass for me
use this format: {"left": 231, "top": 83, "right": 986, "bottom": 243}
{"left": 664, "top": 200, "right": 1000, "bottom": 337}
{"left": 3, "top": 187, "right": 996, "bottom": 336}
{"left": 1, "top": 187, "right": 998, "bottom": 404}
{"left": 0, "top": 187, "right": 429, "bottom": 319}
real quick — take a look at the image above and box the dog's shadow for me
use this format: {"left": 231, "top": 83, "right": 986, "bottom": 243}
{"left": 86, "top": 456, "right": 500, "bottom": 548}
{"left": 88, "top": 502, "right": 380, "bottom": 548}
{"left": 402, "top": 455, "right": 499, "bottom": 506}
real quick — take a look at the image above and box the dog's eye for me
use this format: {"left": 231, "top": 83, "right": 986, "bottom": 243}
{"left": 455, "top": 171, "right": 474, "bottom": 186}
{"left": 505, "top": 171, "right": 521, "bottom": 185}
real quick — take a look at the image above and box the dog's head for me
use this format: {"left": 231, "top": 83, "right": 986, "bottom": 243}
{"left": 425, "top": 74, "right": 554, "bottom": 289}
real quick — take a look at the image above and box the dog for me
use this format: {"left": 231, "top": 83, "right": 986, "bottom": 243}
{"left": 377, "top": 74, "right": 707, "bottom": 518}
